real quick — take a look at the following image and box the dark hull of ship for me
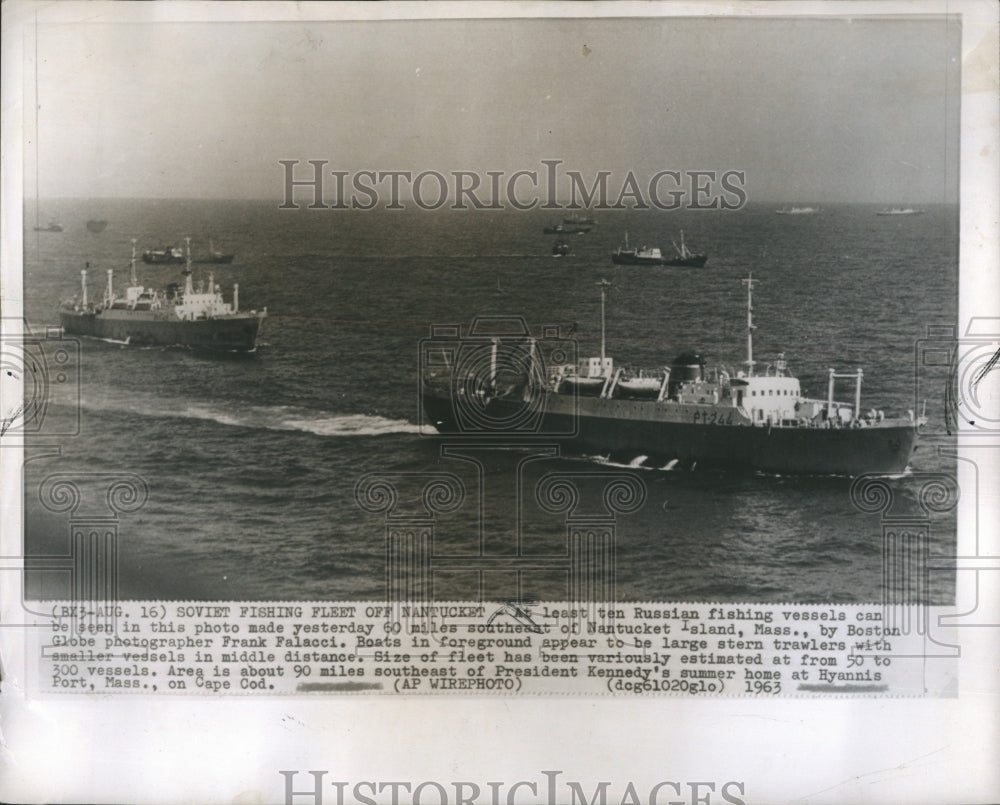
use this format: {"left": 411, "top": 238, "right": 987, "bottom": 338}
{"left": 194, "top": 254, "right": 235, "bottom": 264}
{"left": 611, "top": 252, "right": 663, "bottom": 266}
{"left": 142, "top": 253, "right": 185, "bottom": 264}
{"left": 60, "top": 310, "right": 263, "bottom": 352}
{"left": 664, "top": 254, "right": 708, "bottom": 267}
{"left": 422, "top": 390, "right": 919, "bottom": 476}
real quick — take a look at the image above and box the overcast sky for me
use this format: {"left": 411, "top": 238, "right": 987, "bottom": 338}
{"left": 26, "top": 12, "right": 960, "bottom": 203}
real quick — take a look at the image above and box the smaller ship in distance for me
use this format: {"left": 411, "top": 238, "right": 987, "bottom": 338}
{"left": 563, "top": 213, "right": 597, "bottom": 226}
{"left": 611, "top": 231, "right": 664, "bottom": 266}
{"left": 193, "top": 238, "right": 235, "bottom": 264}
{"left": 665, "top": 231, "right": 708, "bottom": 267}
{"left": 142, "top": 244, "right": 186, "bottom": 264}
{"left": 86, "top": 220, "right": 108, "bottom": 233}
{"left": 876, "top": 207, "right": 924, "bottom": 216}
{"left": 775, "top": 206, "right": 819, "bottom": 215}
{"left": 552, "top": 241, "right": 571, "bottom": 257}
{"left": 611, "top": 230, "right": 707, "bottom": 267}
{"left": 34, "top": 220, "right": 63, "bottom": 232}
{"left": 543, "top": 222, "right": 592, "bottom": 235}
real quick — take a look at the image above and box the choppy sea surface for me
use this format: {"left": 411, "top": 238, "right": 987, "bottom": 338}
{"left": 20, "top": 199, "right": 958, "bottom": 603}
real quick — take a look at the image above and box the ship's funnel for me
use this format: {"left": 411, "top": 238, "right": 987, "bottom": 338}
{"left": 233, "top": 283, "right": 239, "bottom": 313}
{"left": 81, "top": 269, "right": 88, "bottom": 307}
{"left": 667, "top": 351, "right": 704, "bottom": 398}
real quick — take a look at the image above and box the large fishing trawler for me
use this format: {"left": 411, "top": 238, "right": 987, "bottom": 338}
{"left": 60, "top": 238, "right": 266, "bottom": 352}
{"left": 421, "top": 276, "right": 924, "bottom": 475}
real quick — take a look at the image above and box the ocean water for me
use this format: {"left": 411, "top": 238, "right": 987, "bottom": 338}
{"left": 20, "top": 199, "right": 958, "bottom": 603}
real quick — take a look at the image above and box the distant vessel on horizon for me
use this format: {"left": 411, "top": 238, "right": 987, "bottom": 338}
{"left": 86, "top": 219, "right": 108, "bottom": 233}
{"left": 611, "top": 231, "right": 664, "bottom": 266}
{"left": 776, "top": 206, "right": 819, "bottom": 215}
{"left": 563, "top": 213, "right": 597, "bottom": 226}
{"left": 543, "top": 222, "right": 592, "bottom": 235}
{"left": 664, "top": 231, "right": 708, "bottom": 267}
{"left": 142, "top": 244, "right": 186, "bottom": 264}
{"left": 34, "top": 220, "right": 63, "bottom": 232}
{"left": 611, "top": 230, "right": 707, "bottom": 267}
{"left": 876, "top": 207, "right": 924, "bottom": 216}
{"left": 193, "top": 238, "right": 236, "bottom": 264}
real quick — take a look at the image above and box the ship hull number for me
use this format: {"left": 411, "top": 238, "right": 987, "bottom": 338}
{"left": 692, "top": 411, "right": 735, "bottom": 425}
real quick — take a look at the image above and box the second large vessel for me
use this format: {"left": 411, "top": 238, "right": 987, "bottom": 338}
{"left": 60, "top": 239, "right": 266, "bottom": 352}
{"left": 422, "top": 277, "right": 923, "bottom": 475}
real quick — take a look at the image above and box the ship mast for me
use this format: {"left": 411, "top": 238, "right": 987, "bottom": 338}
{"left": 183, "top": 237, "right": 194, "bottom": 296}
{"left": 597, "top": 278, "right": 611, "bottom": 368}
{"left": 129, "top": 238, "right": 137, "bottom": 286}
{"left": 741, "top": 274, "right": 757, "bottom": 376}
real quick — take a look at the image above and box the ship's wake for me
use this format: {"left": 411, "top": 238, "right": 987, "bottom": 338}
{"left": 577, "top": 452, "right": 685, "bottom": 472}
{"left": 574, "top": 451, "right": 916, "bottom": 479}
{"left": 70, "top": 392, "right": 423, "bottom": 438}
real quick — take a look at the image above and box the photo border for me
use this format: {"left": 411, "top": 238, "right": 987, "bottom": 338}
{"left": 1, "top": 2, "right": 997, "bottom": 803}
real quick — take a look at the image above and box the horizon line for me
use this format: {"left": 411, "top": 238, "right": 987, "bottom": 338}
{"left": 24, "top": 196, "right": 960, "bottom": 206}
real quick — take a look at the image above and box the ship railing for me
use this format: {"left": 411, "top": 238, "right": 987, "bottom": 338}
{"left": 762, "top": 399, "right": 882, "bottom": 429}
{"left": 760, "top": 355, "right": 789, "bottom": 377}
{"left": 618, "top": 365, "right": 670, "bottom": 379}
{"left": 704, "top": 365, "right": 737, "bottom": 385}
{"left": 756, "top": 414, "right": 854, "bottom": 429}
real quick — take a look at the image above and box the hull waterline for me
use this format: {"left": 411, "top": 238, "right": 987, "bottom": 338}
{"left": 60, "top": 310, "right": 264, "bottom": 352}
{"left": 422, "top": 391, "right": 919, "bottom": 476}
